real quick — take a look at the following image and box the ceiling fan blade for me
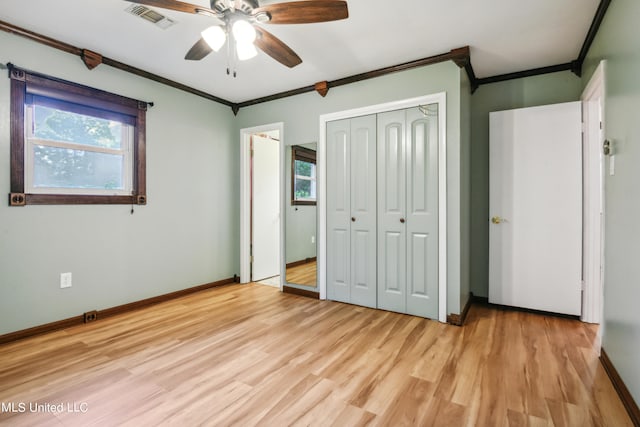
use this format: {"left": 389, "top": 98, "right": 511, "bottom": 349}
{"left": 253, "top": 0, "right": 348, "bottom": 24}
{"left": 125, "top": 0, "right": 216, "bottom": 16}
{"left": 185, "top": 37, "right": 213, "bottom": 60}
{"left": 254, "top": 26, "right": 302, "bottom": 68}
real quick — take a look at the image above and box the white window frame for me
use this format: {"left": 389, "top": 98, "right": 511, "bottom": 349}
{"left": 24, "top": 105, "right": 134, "bottom": 196}
{"left": 293, "top": 159, "right": 317, "bottom": 203}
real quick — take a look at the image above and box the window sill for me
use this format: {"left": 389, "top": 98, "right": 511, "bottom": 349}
{"left": 9, "top": 193, "right": 146, "bottom": 206}
{"left": 292, "top": 200, "right": 316, "bottom": 206}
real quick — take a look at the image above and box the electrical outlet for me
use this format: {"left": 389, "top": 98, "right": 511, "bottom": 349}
{"left": 60, "top": 272, "right": 72, "bottom": 288}
{"left": 83, "top": 310, "right": 97, "bottom": 323}
{"left": 311, "top": 235, "right": 315, "bottom": 244}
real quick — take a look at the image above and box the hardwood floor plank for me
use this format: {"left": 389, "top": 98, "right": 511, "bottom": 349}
{"left": 375, "top": 376, "right": 436, "bottom": 426}
{"left": 506, "top": 409, "right": 552, "bottom": 427}
{"left": 329, "top": 404, "right": 377, "bottom": 427}
{"left": 0, "top": 284, "right": 633, "bottom": 426}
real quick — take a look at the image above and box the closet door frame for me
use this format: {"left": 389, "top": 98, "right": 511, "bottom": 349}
{"left": 319, "top": 92, "right": 448, "bottom": 323}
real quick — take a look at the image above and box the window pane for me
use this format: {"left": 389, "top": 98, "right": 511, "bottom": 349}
{"left": 295, "top": 160, "right": 314, "bottom": 178}
{"left": 295, "top": 177, "right": 316, "bottom": 200}
{"left": 33, "top": 145, "right": 124, "bottom": 190}
{"left": 33, "top": 105, "right": 123, "bottom": 149}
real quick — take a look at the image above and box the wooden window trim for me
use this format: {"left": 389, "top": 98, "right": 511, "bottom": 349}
{"left": 291, "top": 145, "right": 317, "bottom": 206}
{"left": 8, "top": 64, "right": 147, "bottom": 206}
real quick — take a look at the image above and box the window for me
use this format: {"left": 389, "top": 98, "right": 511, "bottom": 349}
{"left": 291, "top": 145, "right": 316, "bottom": 206}
{"left": 8, "top": 64, "right": 147, "bottom": 206}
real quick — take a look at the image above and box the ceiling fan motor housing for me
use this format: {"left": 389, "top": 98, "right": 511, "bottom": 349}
{"left": 211, "top": 0, "right": 259, "bottom": 14}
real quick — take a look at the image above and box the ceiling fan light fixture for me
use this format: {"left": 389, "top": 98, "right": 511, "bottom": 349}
{"left": 202, "top": 25, "right": 226, "bottom": 52}
{"left": 232, "top": 19, "right": 257, "bottom": 43}
{"left": 236, "top": 41, "right": 258, "bottom": 61}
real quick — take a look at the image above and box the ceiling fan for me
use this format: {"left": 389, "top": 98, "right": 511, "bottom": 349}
{"left": 126, "top": 0, "right": 349, "bottom": 71}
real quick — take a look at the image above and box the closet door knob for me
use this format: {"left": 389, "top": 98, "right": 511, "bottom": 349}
{"left": 351, "top": 217, "right": 356, "bottom": 222}
{"left": 400, "top": 218, "right": 405, "bottom": 223}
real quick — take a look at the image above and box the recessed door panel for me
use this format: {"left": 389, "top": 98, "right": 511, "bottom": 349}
{"left": 384, "top": 232, "right": 402, "bottom": 293}
{"left": 352, "top": 128, "right": 371, "bottom": 213}
{"left": 384, "top": 123, "right": 403, "bottom": 213}
{"left": 409, "top": 233, "right": 429, "bottom": 296}
{"left": 329, "top": 228, "right": 349, "bottom": 300}
{"left": 332, "top": 131, "right": 349, "bottom": 213}
{"left": 352, "top": 230, "right": 371, "bottom": 288}
{"left": 410, "top": 120, "right": 429, "bottom": 214}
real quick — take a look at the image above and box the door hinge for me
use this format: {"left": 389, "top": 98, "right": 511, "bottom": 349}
{"left": 581, "top": 280, "right": 586, "bottom": 291}
{"left": 250, "top": 255, "right": 254, "bottom": 263}
{"left": 600, "top": 121, "right": 603, "bottom": 130}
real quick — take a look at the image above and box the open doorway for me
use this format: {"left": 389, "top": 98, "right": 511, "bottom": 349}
{"left": 240, "top": 123, "right": 284, "bottom": 286}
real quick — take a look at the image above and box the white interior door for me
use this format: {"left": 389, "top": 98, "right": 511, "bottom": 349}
{"left": 326, "top": 115, "right": 377, "bottom": 308}
{"left": 489, "top": 102, "right": 582, "bottom": 316}
{"left": 377, "top": 109, "right": 407, "bottom": 313}
{"left": 349, "top": 115, "right": 377, "bottom": 308}
{"left": 326, "top": 119, "right": 351, "bottom": 303}
{"left": 252, "top": 134, "right": 280, "bottom": 281}
{"left": 405, "top": 106, "right": 439, "bottom": 318}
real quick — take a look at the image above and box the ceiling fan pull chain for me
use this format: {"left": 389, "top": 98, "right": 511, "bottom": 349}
{"left": 232, "top": 36, "right": 238, "bottom": 77}
{"left": 226, "top": 35, "right": 231, "bottom": 75}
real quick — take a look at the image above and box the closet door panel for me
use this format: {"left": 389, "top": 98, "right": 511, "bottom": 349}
{"left": 350, "top": 115, "right": 377, "bottom": 308}
{"left": 326, "top": 119, "right": 351, "bottom": 303}
{"left": 377, "top": 110, "right": 407, "bottom": 313}
{"left": 406, "top": 107, "right": 439, "bottom": 318}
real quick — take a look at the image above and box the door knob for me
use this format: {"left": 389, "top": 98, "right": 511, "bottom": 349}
{"left": 351, "top": 217, "right": 355, "bottom": 222}
{"left": 400, "top": 218, "right": 405, "bottom": 223}
{"left": 491, "top": 216, "right": 503, "bottom": 224}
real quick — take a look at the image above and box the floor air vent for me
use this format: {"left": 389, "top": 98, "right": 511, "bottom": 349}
{"left": 125, "top": 4, "right": 176, "bottom": 30}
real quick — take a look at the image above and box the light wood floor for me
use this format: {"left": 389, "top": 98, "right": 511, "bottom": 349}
{"left": 0, "top": 283, "right": 631, "bottom": 426}
{"left": 286, "top": 261, "right": 317, "bottom": 287}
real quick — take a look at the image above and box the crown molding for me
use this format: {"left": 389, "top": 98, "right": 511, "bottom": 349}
{"left": 1, "top": 0, "right": 611, "bottom": 110}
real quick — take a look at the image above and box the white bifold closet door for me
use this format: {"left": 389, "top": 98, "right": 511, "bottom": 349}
{"left": 326, "top": 115, "right": 377, "bottom": 308}
{"left": 377, "top": 107, "right": 439, "bottom": 318}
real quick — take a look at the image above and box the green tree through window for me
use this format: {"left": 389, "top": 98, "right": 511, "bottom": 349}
{"left": 292, "top": 145, "right": 316, "bottom": 206}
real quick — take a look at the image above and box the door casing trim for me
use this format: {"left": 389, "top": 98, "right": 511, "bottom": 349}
{"left": 240, "top": 122, "right": 284, "bottom": 287}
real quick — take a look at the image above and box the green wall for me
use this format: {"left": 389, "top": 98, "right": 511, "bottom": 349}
{"left": 0, "top": 32, "right": 238, "bottom": 335}
{"left": 0, "top": 29, "right": 471, "bottom": 334}
{"left": 235, "top": 61, "right": 467, "bottom": 315}
{"left": 581, "top": 0, "right": 640, "bottom": 404}
{"left": 469, "top": 71, "right": 583, "bottom": 298}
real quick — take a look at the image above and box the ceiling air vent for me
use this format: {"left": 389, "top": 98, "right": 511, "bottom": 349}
{"left": 125, "top": 4, "right": 177, "bottom": 30}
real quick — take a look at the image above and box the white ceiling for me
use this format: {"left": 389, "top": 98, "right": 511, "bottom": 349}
{"left": 0, "top": 0, "right": 600, "bottom": 103}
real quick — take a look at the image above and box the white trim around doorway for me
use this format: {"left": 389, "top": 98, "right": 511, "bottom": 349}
{"left": 239, "top": 122, "right": 285, "bottom": 287}
{"left": 581, "top": 60, "right": 606, "bottom": 324}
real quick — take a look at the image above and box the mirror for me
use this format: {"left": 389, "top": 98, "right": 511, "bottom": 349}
{"left": 285, "top": 142, "right": 317, "bottom": 287}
